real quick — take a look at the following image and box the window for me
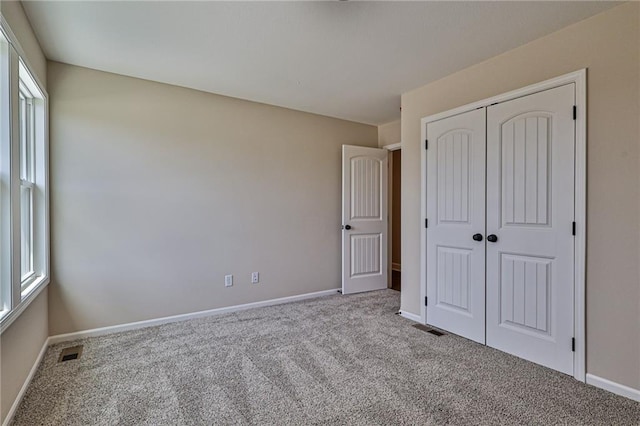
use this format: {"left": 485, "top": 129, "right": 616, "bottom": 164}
{"left": 19, "top": 82, "right": 36, "bottom": 289}
{"left": 0, "top": 22, "right": 49, "bottom": 329}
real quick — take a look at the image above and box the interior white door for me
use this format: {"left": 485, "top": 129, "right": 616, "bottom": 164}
{"left": 342, "top": 145, "right": 388, "bottom": 295}
{"left": 486, "top": 84, "right": 575, "bottom": 375}
{"left": 426, "top": 109, "right": 486, "bottom": 343}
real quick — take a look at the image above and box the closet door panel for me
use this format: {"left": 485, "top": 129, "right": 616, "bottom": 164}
{"left": 486, "top": 84, "right": 575, "bottom": 375}
{"left": 426, "top": 109, "right": 486, "bottom": 343}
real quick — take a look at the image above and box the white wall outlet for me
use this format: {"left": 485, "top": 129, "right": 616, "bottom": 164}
{"left": 251, "top": 272, "right": 259, "bottom": 284}
{"left": 225, "top": 274, "right": 233, "bottom": 287}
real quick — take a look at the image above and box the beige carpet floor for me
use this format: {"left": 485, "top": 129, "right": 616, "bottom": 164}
{"left": 12, "top": 290, "right": 640, "bottom": 425}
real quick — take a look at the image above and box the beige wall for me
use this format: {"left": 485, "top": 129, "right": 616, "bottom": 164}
{"left": 0, "top": 1, "right": 49, "bottom": 423}
{"left": 401, "top": 2, "right": 640, "bottom": 390}
{"left": 0, "top": 290, "right": 48, "bottom": 421}
{"left": 378, "top": 119, "right": 401, "bottom": 147}
{"left": 48, "top": 62, "right": 377, "bottom": 335}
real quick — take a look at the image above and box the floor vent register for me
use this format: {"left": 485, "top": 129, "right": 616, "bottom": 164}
{"left": 58, "top": 345, "right": 83, "bottom": 362}
{"left": 412, "top": 324, "right": 445, "bottom": 336}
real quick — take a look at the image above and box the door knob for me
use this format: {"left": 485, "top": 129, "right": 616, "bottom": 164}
{"left": 343, "top": 225, "right": 352, "bottom": 230}
{"left": 487, "top": 234, "right": 498, "bottom": 243}
{"left": 472, "top": 233, "right": 483, "bottom": 242}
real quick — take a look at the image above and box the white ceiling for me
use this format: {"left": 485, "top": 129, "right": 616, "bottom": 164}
{"left": 23, "top": 1, "right": 617, "bottom": 125}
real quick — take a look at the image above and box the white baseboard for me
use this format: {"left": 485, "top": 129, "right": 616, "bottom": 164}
{"left": 399, "top": 310, "right": 421, "bottom": 323}
{"left": 586, "top": 373, "right": 640, "bottom": 402}
{"left": 2, "top": 337, "right": 50, "bottom": 426}
{"left": 48, "top": 288, "right": 340, "bottom": 345}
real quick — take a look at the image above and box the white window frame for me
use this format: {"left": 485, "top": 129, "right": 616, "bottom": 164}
{"left": 0, "top": 15, "right": 50, "bottom": 333}
{"left": 19, "top": 82, "right": 36, "bottom": 289}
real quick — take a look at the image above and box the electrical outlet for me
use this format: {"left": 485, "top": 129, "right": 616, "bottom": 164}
{"left": 225, "top": 274, "right": 233, "bottom": 287}
{"left": 251, "top": 272, "right": 259, "bottom": 284}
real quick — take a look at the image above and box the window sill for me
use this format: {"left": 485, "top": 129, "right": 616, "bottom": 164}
{"left": 0, "top": 275, "right": 49, "bottom": 335}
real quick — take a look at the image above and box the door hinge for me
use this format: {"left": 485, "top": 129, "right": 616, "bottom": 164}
{"left": 571, "top": 337, "right": 575, "bottom": 352}
{"left": 425, "top": 139, "right": 428, "bottom": 150}
{"left": 425, "top": 218, "right": 428, "bottom": 228}
{"left": 572, "top": 221, "right": 576, "bottom": 236}
{"left": 425, "top": 297, "right": 428, "bottom": 306}
{"left": 573, "top": 105, "right": 577, "bottom": 120}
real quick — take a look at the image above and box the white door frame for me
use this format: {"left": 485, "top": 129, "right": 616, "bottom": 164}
{"left": 420, "top": 69, "right": 587, "bottom": 382}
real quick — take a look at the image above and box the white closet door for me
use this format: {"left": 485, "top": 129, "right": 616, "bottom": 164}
{"left": 426, "top": 109, "right": 486, "bottom": 343}
{"left": 486, "top": 84, "right": 575, "bottom": 375}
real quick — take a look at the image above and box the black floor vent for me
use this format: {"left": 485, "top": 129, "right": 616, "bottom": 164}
{"left": 412, "top": 324, "right": 445, "bottom": 336}
{"left": 58, "top": 345, "right": 83, "bottom": 362}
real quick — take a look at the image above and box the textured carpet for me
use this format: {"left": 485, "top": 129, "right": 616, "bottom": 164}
{"left": 12, "top": 290, "right": 640, "bottom": 425}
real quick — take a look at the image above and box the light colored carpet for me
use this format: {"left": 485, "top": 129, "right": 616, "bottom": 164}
{"left": 12, "top": 290, "right": 640, "bottom": 425}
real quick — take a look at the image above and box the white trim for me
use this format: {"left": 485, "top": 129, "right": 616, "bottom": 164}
{"left": 420, "top": 104, "right": 428, "bottom": 328}
{"left": 2, "top": 336, "right": 49, "bottom": 426}
{"left": 48, "top": 288, "right": 340, "bottom": 344}
{"left": 0, "top": 276, "right": 48, "bottom": 334}
{"left": 383, "top": 142, "right": 402, "bottom": 151}
{"left": 421, "top": 70, "right": 585, "bottom": 125}
{"left": 399, "top": 310, "right": 421, "bottom": 323}
{"left": 572, "top": 70, "right": 587, "bottom": 383}
{"left": 586, "top": 374, "right": 640, "bottom": 402}
{"left": 419, "top": 69, "right": 587, "bottom": 382}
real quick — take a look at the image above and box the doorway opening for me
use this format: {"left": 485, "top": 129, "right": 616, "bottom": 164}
{"left": 388, "top": 148, "right": 401, "bottom": 291}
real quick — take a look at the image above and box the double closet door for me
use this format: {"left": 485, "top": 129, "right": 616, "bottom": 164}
{"left": 426, "top": 84, "right": 575, "bottom": 375}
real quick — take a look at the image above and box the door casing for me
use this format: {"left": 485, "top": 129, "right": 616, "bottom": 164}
{"left": 420, "top": 69, "right": 587, "bottom": 382}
